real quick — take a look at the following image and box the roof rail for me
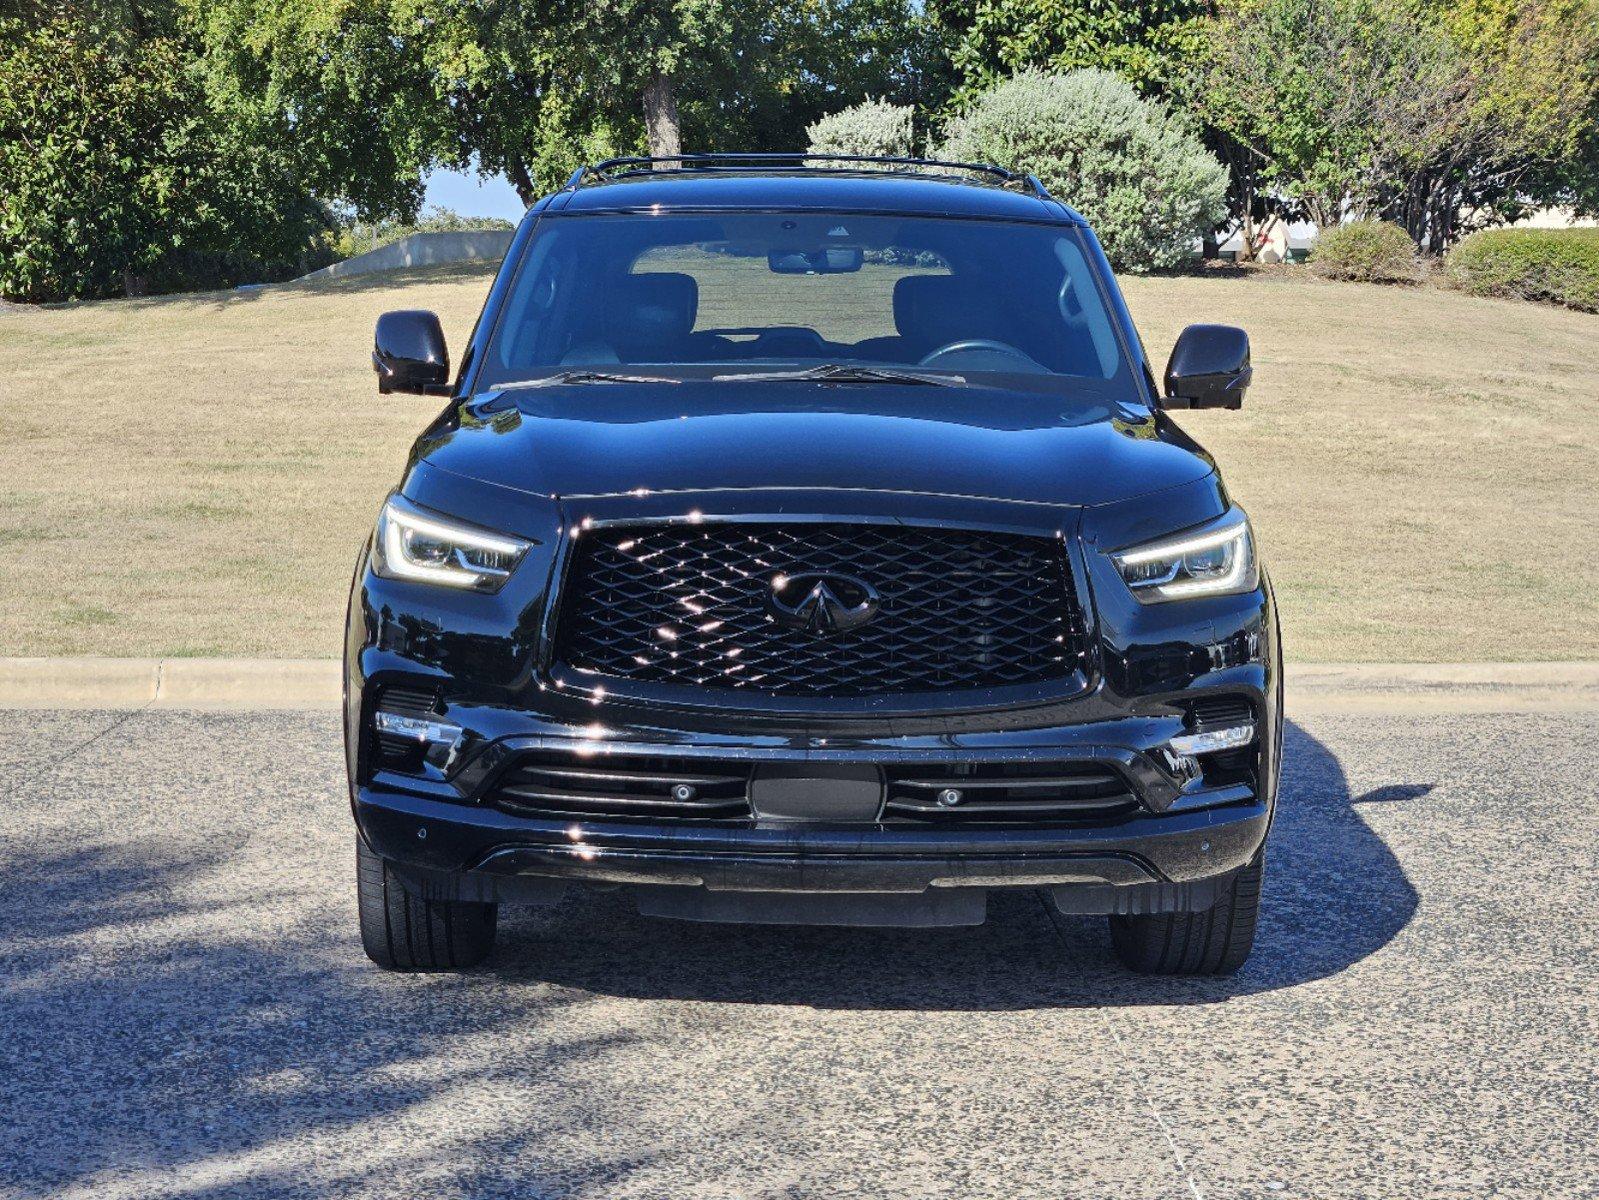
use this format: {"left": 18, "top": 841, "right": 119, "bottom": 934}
{"left": 568, "top": 153, "right": 1048, "bottom": 196}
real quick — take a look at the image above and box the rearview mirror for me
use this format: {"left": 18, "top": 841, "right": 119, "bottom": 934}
{"left": 768, "top": 247, "right": 864, "bottom": 274}
{"left": 1162, "top": 324, "right": 1251, "bottom": 410}
{"left": 374, "top": 310, "right": 450, "bottom": 395}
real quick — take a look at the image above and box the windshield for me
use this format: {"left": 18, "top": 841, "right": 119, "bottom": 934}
{"left": 479, "top": 213, "right": 1138, "bottom": 396}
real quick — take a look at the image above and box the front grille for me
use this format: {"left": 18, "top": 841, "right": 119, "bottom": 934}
{"left": 882, "top": 762, "right": 1138, "bottom": 824}
{"left": 489, "top": 753, "right": 753, "bottom": 821}
{"left": 554, "top": 522, "right": 1085, "bottom": 698}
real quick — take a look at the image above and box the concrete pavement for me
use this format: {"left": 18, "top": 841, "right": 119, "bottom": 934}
{"left": 0, "top": 707, "right": 1595, "bottom": 1198}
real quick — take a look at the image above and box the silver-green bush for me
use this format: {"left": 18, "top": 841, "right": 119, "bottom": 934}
{"left": 806, "top": 98, "right": 915, "bottom": 158}
{"left": 939, "top": 69, "right": 1229, "bottom": 272}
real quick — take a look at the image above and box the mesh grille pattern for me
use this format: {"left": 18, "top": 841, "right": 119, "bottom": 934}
{"left": 555, "top": 522, "right": 1084, "bottom": 697}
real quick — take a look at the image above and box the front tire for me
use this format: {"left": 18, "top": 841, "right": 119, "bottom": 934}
{"left": 1108, "top": 852, "right": 1263, "bottom": 975}
{"left": 357, "top": 836, "right": 497, "bottom": 970}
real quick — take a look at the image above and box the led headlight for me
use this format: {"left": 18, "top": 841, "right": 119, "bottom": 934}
{"left": 372, "top": 495, "right": 531, "bottom": 592}
{"left": 1111, "top": 508, "right": 1257, "bottom": 602}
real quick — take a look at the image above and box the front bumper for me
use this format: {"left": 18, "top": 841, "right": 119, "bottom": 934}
{"left": 358, "top": 777, "right": 1267, "bottom": 915}
{"left": 352, "top": 696, "right": 1276, "bottom": 919}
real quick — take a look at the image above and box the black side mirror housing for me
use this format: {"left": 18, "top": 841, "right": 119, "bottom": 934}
{"left": 374, "top": 310, "right": 450, "bottom": 395}
{"left": 1162, "top": 324, "right": 1251, "bottom": 410}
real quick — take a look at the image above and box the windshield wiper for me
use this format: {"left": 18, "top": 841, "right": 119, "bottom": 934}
{"left": 714, "top": 363, "right": 967, "bottom": 387}
{"left": 495, "top": 370, "right": 682, "bottom": 390}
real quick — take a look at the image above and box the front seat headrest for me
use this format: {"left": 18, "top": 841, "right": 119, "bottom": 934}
{"left": 608, "top": 272, "right": 699, "bottom": 350}
{"left": 893, "top": 274, "right": 1003, "bottom": 350}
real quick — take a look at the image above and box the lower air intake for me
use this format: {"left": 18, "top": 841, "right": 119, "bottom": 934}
{"left": 883, "top": 762, "right": 1138, "bottom": 824}
{"left": 488, "top": 753, "right": 753, "bottom": 821}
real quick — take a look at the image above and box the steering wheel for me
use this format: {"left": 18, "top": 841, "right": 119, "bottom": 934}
{"left": 918, "top": 338, "right": 1031, "bottom": 368}
{"left": 748, "top": 326, "right": 827, "bottom": 356}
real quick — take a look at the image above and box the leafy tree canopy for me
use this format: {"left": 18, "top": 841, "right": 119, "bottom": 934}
{"left": 926, "top": 0, "right": 1205, "bottom": 110}
{"left": 0, "top": 8, "right": 327, "bottom": 300}
{"left": 193, "top": 0, "right": 923, "bottom": 204}
{"left": 1184, "top": 0, "right": 1599, "bottom": 246}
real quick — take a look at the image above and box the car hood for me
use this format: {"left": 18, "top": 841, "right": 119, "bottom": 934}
{"left": 411, "top": 382, "right": 1215, "bottom": 508}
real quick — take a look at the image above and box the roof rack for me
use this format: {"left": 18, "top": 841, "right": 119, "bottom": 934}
{"left": 562, "top": 153, "right": 1056, "bottom": 202}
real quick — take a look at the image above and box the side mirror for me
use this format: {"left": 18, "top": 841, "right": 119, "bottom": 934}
{"left": 374, "top": 310, "right": 449, "bottom": 395}
{"left": 1162, "top": 324, "right": 1251, "bottom": 410}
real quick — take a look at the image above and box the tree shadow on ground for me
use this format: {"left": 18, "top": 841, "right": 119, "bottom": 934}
{"left": 0, "top": 839, "right": 648, "bottom": 1198}
{"left": 493, "top": 720, "right": 1426, "bottom": 1009}
{"left": 0, "top": 718, "right": 1425, "bottom": 1196}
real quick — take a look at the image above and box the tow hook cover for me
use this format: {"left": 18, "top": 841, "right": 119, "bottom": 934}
{"left": 748, "top": 763, "right": 884, "bottom": 822}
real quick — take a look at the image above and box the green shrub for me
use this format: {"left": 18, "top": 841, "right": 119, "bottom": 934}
{"left": 1309, "top": 221, "right": 1419, "bottom": 283}
{"left": 806, "top": 98, "right": 915, "bottom": 158}
{"left": 938, "top": 69, "right": 1228, "bottom": 272}
{"left": 1447, "top": 228, "right": 1599, "bottom": 313}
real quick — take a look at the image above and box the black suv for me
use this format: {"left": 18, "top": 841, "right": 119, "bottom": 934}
{"left": 349, "top": 155, "right": 1280, "bottom": 975}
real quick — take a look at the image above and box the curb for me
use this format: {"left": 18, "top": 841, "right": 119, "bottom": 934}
{"left": 0, "top": 658, "right": 338, "bottom": 712}
{"left": 1, "top": 658, "right": 1597, "bottom": 713}
{"left": 1284, "top": 662, "right": 1599, "bottom": 714}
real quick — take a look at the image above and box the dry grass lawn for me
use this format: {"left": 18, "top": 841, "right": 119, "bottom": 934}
{"left": 1, "top": 262, "right": 1595, "bottom": 661}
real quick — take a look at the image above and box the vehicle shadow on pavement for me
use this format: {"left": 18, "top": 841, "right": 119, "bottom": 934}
{"left": 491, "top": 720, "right": 1426, "bottom": 1008}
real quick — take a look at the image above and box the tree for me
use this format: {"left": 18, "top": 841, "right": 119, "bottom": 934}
{"left": 1184, "top": 0, "right": 1463, "bottom": 235}
{"left": 1184, "top": 0, "right": 1599, "bottom": 252}
{"left": 198, "top": 0, "right": 923, "bottom": 207}
{"left": 0, "top": 11, "right": 327, "bottom": 300}
{"left": 925, "top": 0, "right": 1206, "bottom": 112}
{"left": 1399, "top": 0, "right": 1599, "bottom": 249}
{"left": 190, "top": 0, "right": 440, "bottom": 220}
{"left": 484, "top": 0, "right": 924, "bottom": 188}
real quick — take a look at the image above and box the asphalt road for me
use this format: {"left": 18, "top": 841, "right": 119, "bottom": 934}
{"left": 1, "top": 708, "right": 1595, "bottom": 1199}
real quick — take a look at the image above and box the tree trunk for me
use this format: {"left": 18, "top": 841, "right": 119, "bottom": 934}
{"left": 1234, "top": 174, "right": 1257, "bottom": 263}
{"left": 506, "top": 156, "right": 537, "bottom": 204}
{"left": 643, "top": 70, "right": 681, "bottom": 160}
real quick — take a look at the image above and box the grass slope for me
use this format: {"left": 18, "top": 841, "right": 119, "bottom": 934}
{"left": 1, "top": 263, "right": 1595, "bottom": 661}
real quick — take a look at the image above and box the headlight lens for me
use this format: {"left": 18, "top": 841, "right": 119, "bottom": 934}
{"left": 1111, "top": 508, "right": 1257, "bottom": 602}
{"left": 372, "top": 495, "right": 531, "bottom": 592}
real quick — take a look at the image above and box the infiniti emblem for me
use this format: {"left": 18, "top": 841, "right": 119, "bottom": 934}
{"left": 766, "top": 571, "right": 880, "bottom": 636}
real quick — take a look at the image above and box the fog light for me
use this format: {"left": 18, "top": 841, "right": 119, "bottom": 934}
{"left": 374, "top": 710, "right": 462, "bottom": 744}
{"left": 374, "top": 710, "right": 466, "bottom": 770}
{"left": 1161, "top": 749, "right": 1202, "bottom": 786}
{"left": 1167, "top": 723, "right": 1255, "bottom": 757}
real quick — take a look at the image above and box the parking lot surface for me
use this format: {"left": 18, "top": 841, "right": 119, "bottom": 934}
{"left": 1, "top": 708, "right": 1595, "bottom": 1199}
